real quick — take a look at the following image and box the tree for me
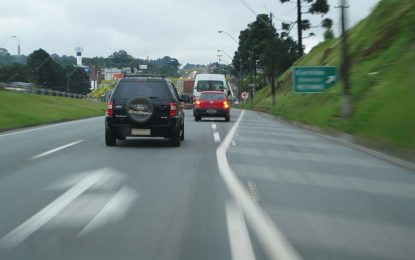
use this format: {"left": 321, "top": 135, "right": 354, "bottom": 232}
{"left": 322, "top": 18, "right": 334, "bottom": 40}
{"left": 108, "top": 50, "right": 134, "bottom": 68}
{"left": 65, "top": 66, "right": 90, "bottom": 94}
{"left": 233, "top": 14, "right": 275, "bottom": 79}
{"left": 279, "top": 0, "right": 330, "bottom": 57}
{"left": 0, "top": 48, "right": 12, "bottom": 65}
{"left": 0, "top": 63, "right": 30, "bottom": 82}
{"left": 259, "top": 16, "right": 298, "bottom": 106}
{"left": 27, "top": 49, "right": 65, "bottom": 89}
{"left": 233, "top": 14, "right": 298, "bottom": 93}
{"left": 52, "top": 54, "right": 77, "bottom": 66}
{"left": 148, "top": 56, "right": 180, "bottom": 77}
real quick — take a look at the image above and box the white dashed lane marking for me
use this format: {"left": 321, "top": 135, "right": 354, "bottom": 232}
{"left": 213, "top": 132, "right": 221, "bottom": 143}
{"left": 30, "top": 140, "right": 84, "bottom": 159}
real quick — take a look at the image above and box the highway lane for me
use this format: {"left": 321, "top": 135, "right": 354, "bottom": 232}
{"left": 228, "top": 110, "right": 415, "bottom": 260}
{"left": 0, "top": 108, "right": 414, "bottom": 259}
{"left": 0, "top": 110, "right": 240, "bottom": 260}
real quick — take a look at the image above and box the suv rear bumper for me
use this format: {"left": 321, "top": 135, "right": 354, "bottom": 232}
{"left": 105, "top": 117, "right": 180, "bottom": 138}
{"left": 194, "top": 108, "right": 229, "bottom": 117}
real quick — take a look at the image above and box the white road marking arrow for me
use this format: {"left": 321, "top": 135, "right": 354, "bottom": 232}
{"left": 0, "top": 168, "right": 139, "bottom": 247}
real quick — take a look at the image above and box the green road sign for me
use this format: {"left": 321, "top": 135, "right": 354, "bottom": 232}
{"left": 293, "top": 66, "right": 338, "bottom": 93}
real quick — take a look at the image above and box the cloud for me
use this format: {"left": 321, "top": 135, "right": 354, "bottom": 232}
{"left": 0, "top": 0, "right": 380, "bottom": 64}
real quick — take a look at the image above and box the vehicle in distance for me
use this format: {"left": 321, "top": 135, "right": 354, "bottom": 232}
{"left": 194, "top": 91, "right": 230, "bottom": 122}
{"left": 193, "top": 74, "right": 229, "bottom": 100}
{"left": 181, "top": 94, "right": 193, "bottom": 109}
{"left": 105, "top": 77, "right": 185, "bottom": 147}
{"left": 183, "top": 79, "right": 194, "bottom": 97}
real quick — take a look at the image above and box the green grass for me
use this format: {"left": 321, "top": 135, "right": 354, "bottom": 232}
{"left": 0, "top": 90, "right": 106, "bottom": 130}
{"left": 243, "top": 0, "right": 415, "bottom": 148}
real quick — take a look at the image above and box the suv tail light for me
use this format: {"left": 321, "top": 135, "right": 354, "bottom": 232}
{"left": 106, "top": 101, "right": 113, "bottom": 117}
{"left": 169, "top": 102, "right": 177, "bottom": 117}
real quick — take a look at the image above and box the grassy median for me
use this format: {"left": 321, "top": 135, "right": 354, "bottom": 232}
{"left": 0, "top": 90, "right": 106, "bottom": 131}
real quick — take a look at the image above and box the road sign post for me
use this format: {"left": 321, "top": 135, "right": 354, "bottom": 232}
{"left": 293, "top": 66, "right": 338, "bottom": 93}
{"left": 241, "top": 91, "right": 249, "bottom": 105}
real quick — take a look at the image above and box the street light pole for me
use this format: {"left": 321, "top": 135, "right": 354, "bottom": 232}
{"left": 217, "top": 49, "right": 232, "bottom": 60}
{"left": 12, "top": 36, "right": 20, "bottom": 56}
{"left": 217, "top": 30, "right": 239, "bottom": 44}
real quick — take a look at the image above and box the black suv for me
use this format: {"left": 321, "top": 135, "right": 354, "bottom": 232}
{"left": 105, "top": 77, "right": 185, "bottom": 147}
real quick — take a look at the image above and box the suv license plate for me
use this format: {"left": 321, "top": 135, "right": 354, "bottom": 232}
{"left": 207, "top": 109, "right": 216, "bottom": 114}
{"left": 131, "top": 129, "right": 150, "bottom": 136}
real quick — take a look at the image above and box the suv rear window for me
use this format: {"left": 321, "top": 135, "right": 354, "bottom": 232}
{"left": 200, "top": 93, "right": 225, "bottom": 100}
{"left": 114, "top": 81, "right": 169, "bottom": 100}
{"left": 197, "top": 80, "right": 224, "bottom": 91}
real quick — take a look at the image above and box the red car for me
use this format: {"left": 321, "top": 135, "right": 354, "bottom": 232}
{"left": 193, "top": 91, "right": 230, "bottom": 122}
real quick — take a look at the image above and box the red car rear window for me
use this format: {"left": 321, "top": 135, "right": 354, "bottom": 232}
{"left": 200, "top": 93, "right": 225, "bottom": 100}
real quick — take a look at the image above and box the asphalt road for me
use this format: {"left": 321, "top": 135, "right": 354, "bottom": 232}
{"left": 0, "top": 109, "right": 414, "bottom": 260}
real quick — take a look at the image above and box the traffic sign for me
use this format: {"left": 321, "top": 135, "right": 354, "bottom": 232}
{"left": 293, "top": 66, "right": 338, "bottom": 93}
{"left": 241, "top": 92, "right": 249, "bottom": 100}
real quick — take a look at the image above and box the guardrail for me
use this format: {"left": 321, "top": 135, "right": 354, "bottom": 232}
{"left": 0, "top": 83, "right": 89, "bottom": 100}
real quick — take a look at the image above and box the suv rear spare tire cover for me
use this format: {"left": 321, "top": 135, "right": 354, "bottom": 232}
{"left": 126, "top": 96, "right": 154, "bottom": 123}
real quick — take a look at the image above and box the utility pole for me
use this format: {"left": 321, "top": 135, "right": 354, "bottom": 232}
{"left": 248, "top": 51, "right": 254, "bottom": 109}
{"left": 297, "top": 0, "right": 303, "bottom": 57}
{"left": 239, "top": 58, "right": 243, "bottom": 102}
{"left": 269, "top": 13, "right": 276, "bottom": 106}
{"left": 340, "top": 0, "right": 351, "bottom": 117}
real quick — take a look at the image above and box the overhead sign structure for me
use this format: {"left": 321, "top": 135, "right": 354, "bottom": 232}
{"left": 293, "top": 66, "right": 338, "bottom": 93}
{"left": 241, "top": 91, "right": 249, "bottom": 100}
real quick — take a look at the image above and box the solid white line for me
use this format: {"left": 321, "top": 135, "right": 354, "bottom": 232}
{"left": 78, "top": 186, "right": 139, "bottom": 236}
{"left": 213, "top": 132, "right": 221, "bottom": 143}
{"left": 212, "top": 123, "right": 217, "bottom": 130}
{"left": 0, "top": 172, "right": 103, "bottom": 247}
{"left": 0, "top": 117, "right": 102, "bottom": 138}
{"left": 30, "top": 140, "right": 84, "bottom": 159}
{"left": 216, "top": 110, "right": 302, "bottom": 260}
{"left": 226, "top": 200, "right": 256, "bottom": 260}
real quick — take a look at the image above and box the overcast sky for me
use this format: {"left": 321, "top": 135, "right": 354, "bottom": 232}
{"left": 0, "top": 0, "right": 380, "bottom": 65}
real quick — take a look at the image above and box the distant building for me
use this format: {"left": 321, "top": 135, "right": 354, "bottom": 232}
{"left": 103, "top": 67, "right": 132, "bottom": 80}
{"left": 103, "top": 68, "right": 122, "bottom": 80}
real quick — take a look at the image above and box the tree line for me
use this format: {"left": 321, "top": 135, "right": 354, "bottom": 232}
{"left": 0, "top": 49, "right": 90, "bottom": 94}
{"left": 59, "top": 50, "right": 181, "bottom": 77}
{"left": 0, "top": 48, "right": 182, "bottom": 94}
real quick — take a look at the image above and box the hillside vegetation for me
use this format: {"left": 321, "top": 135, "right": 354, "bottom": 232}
{"left": 245, "top": 0, "right": 415, "bottom": 148}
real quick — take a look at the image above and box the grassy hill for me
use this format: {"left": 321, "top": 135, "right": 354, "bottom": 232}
{"left": 0, "top": 90, "right": 105, "bottom": 130}
{"left": 244, "top": 0, "right": 415, "bottom": 148}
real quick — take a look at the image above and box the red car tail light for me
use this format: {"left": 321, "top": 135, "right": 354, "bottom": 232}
{"left": 106, "top": 101, "right": 113, "bottom": 117}
{"left": 223, "top": 101, "right": 229, "bottom": 109}
{"left": 170, "top": 102, "right": 177, "bottom": 117}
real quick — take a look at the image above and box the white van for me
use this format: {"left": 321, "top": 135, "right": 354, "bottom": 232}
{"left": 193, "top": 74, "right": 229, "bottom": 100}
